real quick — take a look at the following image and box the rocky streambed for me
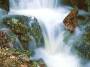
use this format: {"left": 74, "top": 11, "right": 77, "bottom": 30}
{"left": 0, "top": 0, "right": 90, "bottom": 67}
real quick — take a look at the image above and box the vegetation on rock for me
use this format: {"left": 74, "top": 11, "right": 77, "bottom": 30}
{"left": 0, "top": 15, "right": 44, "bottom": 50}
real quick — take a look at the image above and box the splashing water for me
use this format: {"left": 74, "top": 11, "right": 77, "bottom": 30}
{"left": 9, "top": 0, "right": 80, "bottom": 67}
{"left": 9, "top": 0, "right": 59, "bottom": 9}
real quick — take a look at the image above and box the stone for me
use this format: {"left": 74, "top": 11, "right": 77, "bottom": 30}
{"left": 0, "top": 28, "right": 24, "bottom": 49}
{"left": 63, "top": 7, "right": 78, "bottom": 32}
{"left": 70, "top": 0, "right": 88, "bottom": 11}
{"left": 0, "top": 31, "right": 10, "bottom": 48}
{"left": 86, "top": 0, "right": 90, "bottom": 12}
{"left": 0, "top": 9, "right": 7, "bottom": 17}
{"left": 68, "top": 16, "right": 90, "bottom": 60}
{"left": 28, "top": 17, "right": 44, "bottom": 48}
{"left": 0, "top": 48, "right": 41, "bottom": 67}
{"left": 0, "top": 15, "right": 44, "bottom": 50}
{"left": 63, "top": 0, "right": 71, "bottom": 5}
{"left": 73, "top": 32, "right": 90, "bottom": 59}
{"left": 0, "top": 0, "right": 9, "bottom": 12}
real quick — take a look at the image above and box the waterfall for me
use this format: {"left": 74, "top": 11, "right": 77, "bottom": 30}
{"left": 9, "top": 0, "right": 80, "bottom": 67}
{"left": 9, "top": 0, "right": 58, "bottom": 9}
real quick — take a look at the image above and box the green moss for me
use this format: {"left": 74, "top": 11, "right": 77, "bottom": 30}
{"left": 0, "top": 15, "right": 44, "bottom": 49}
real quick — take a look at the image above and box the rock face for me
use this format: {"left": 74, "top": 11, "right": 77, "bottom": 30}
{"left": 0, "top": 15, "right": 45, "bottom": 67}
{"left": 0, "top": 9, "right": 7, "bottom": 17}
{"left": 63, "top": 0, "right": 88, "bottom": 11}
{"left": 0, "top": 31, "right": 12, "bottom": 48}
{"left": 63, "top": 7, "right": 78, "bottom": 32}
{"left": 68, "top": 16, "right": 90, "bottom": 59}
{"left": 70, "top": 0, "right": 90, "bottom": 12}
{"left": 0, "top": 1, "right": 45, "bottom": 66}
{"left": 0, "top": 48, "right": 41, "bottom": 67}
{"left": 0, "top": 0, "right": 9, "bottom": 17}
{"left": 70, "top": 0, "right": 88, "bottom": 11}
{"left": 28, "top": 17, "right": 44, "bottom": 48}
{"left": 73, "top": 32, "right": 90, "bottom": 59}
{"left": 0, "top": 15, "right": 44, "bottom": 50}
{"left": 0, "top": 28, "right": 25, "bottom": 49}
{"left": 0, "top": 0, "right": 9, "bottom": 12}
{"left": 86, "top": 0, "right": 90, "bottom": 12}
{"left": 63, "top": 16, "right": 90, "bottom": 65}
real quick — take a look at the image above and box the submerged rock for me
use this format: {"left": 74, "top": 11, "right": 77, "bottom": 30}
{"left": 63, "top": 7, "right": 78, "bottom": 32}
{"left": 0, "top": 15, "right": 44, "bottom": 50}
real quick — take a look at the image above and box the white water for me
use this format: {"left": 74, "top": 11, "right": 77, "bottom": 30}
{"left": 9, "top": 0, "right": 80, "bottom": 67}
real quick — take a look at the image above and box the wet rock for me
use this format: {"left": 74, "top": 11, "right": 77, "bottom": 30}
{"left": 70, "top": 0, "right": 88, "bottom": 11}
{"left": 63, "top": 0, "right": 72, "bottom": 6}
{"left": 70, "top": 0, "right": 78, "bottom": 6}
{"left": 63, "top": 10, "right": 90, "bottom": 60}
{"left": 0, "top": 0, "right": 9, "bottom": 12}
{"left": 73, "top": 32, "right": 90, "bottom": 59}
{"left": 0, "top": 31, "right": 11, "bottom": 48}
{"left": 86, "top": 0, "right": 90, "bottom": 12}
{"left": 78, "top": 17, "right": 90, "bottom": 32}
{"left": 63, "top": 7, "right": 78, "bottom": 32}
{"left": 63, "top": 0, "right": 88, "bottom": 11}
{"left": 0, "top": 0, "right": 9, "bottom": 17}
{"left": 0, "top": 9, "right": 7, "bottom": 17}
{"left": 0, "top": 28, "right": 23, "bottom": 49}
{"left": 0, "top": 15, "right": 44, "bottom": 50}
{"left": 69, "top": 17, "right": 90, "bottom": 60}
{"left": 0, "top": 48, "right": 41, "bottom": 67}
{"left": 28, "top": 17, "right": 44, "bottom": 47}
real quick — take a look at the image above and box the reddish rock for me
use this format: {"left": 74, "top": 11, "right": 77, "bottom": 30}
{"left": 0, "top": 31, "right": 10, "bottom": 48}
{"left": 63, "top": 7, "right": 78, "bottom": 32}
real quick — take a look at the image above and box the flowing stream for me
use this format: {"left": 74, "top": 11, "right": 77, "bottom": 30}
{"left": 9, "top": 0, "right": 80, "bottom": 67}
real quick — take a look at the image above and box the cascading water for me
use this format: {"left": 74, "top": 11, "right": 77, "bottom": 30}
{"left": 9, "top": 0, "right": 58, "bottom": 9}
{"left": 9, "top": 0, "right": 80, "bottom": 67}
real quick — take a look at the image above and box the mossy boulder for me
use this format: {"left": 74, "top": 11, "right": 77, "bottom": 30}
{"left": 0, "top": 15, "right": 44, "bottom": 50}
